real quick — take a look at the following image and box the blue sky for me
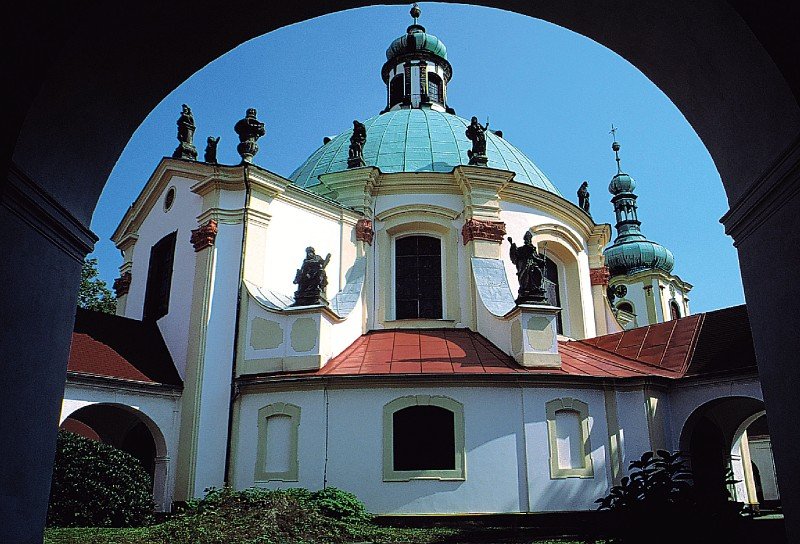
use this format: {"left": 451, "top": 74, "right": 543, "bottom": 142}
{"left": 89, "top": 3, "right": 744, "bottom": 313}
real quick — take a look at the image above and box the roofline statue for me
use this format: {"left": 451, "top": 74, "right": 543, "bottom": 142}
{"left": 347, "top": 119, "right": 367, "bottom": 168}
{"left": 172, "top": 104, "right": 198, "bottom": 160}
{"left": 466, "top": 116, "right": 489, "bottom": 166}
{"left": 204, "top": 136, "right": 220, "bottom": 164}
{"left": 234, "top": 108, "right": 266, "bottom": 164}
{"left": 578, "top": 180, "right": 590, "bottom": 215}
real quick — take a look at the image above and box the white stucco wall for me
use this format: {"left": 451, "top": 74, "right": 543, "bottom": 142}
{"left": 667, "top": 379, "right": 764, "bottom": 449}
{"left": 259, "top": 199, "right": 356, "bottom": 300}
{"left": 123, "top": 176, "right": 203, "bottom": 378}
{"left": 232, "top": 383, "right": 614, "bottom": 514}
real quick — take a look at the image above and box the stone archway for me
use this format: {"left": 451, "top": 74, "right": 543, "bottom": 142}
{"left": 59, "top": 403, "right": 171, "bottom": 512}
{"left": 4, "top": 2, "right": 800, "bottom": 542}
{"left": 679, "top": 397, "right": 768, "bottom": 506}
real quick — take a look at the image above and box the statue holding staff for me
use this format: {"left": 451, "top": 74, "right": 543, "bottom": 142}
{"left": 508, "top": 231, "right": 548, "bottom": 304}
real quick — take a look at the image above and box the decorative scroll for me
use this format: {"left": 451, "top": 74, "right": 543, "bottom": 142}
{"left": 190, "top": 219, "right": 218, "bottom": 252}
{"left": 589, "top": 266, "right": 610, "bottom": 286}
{"left": 355, "top": 218, "right": 374, "bottom": 245}
{"left": 112, "top": 271, "right": 132, "bottom": 297}
{"left": 461, "top": 218, "right": 506, "bottom": 244}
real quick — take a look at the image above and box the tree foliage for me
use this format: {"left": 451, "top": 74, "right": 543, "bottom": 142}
{"left": 78, "top": 258, "right": 116, "bottom": 314}
{"left": 596, "top": 450, "right": 746, "bottom": 543}
{"left": 48, "top": 430, "right": 154, "bottom": 528}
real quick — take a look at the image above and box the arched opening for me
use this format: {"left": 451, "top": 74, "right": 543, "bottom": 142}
{"left": 543, "top": 256, "right": 563, "bottom": 334}
{"left": 670, "top": 300, "right": 681, "bottom": 320}
{"left": 680, "top": 397, "right": 775, "bottom": 509}
{"left": 389, "top": 73, "right": 405, "bottom": 108}
{"left": 427, "top": 72, "right": 443, "bottom": 104}
{"left": 59, "top": 403, "right": 169, "bottom": 510}
{"left": 394, "top": 235, "right": 443, "bottom": 320}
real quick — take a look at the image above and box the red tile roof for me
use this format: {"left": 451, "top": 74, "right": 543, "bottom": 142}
{"left": 313, "top": 327, "right": 685, "bottom": 379}
{"left": 69, "top": 332, "right": 156, "bottom": 383}
{"left": 288, "top": 306, "right": 753, "bottom": 381}
{"left": 68, "top": 308, "right": 182, "bottom": 387}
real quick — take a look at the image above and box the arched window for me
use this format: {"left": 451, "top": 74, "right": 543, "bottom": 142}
{"left": 389, "top": 74, "right": 405, "bottom": 108}
{"left": 670, "top": 301, "right": 681, "bottom": 320}
{"left": 143, "top": 231, "right": 177, "bottom": 321}
{"left": 543, "top": 256, "right": 563, "bottom": 334}
{"left": 617, "top": 302, "right": 634, "bottom": 314}
{"left": 395, "top": 235, "right": 442, "bottom": 319}
{"left": 255, "top": 403, "right": 300, "bottom": 482}
{"left": 428, "top": 73, "right": 443, "bottom": 103}
{"left": 545, "top": 398, "right": 594, "bottom": 479}
{"left": 383, "top": 396, "right": 465, "bottom": 481}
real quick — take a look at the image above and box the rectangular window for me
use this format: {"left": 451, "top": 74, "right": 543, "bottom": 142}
{"left": 142, "top": 232, "right": 177, "bottom": 321}
{"left": 395, "top": 236, "right": 442, "bottom": 319}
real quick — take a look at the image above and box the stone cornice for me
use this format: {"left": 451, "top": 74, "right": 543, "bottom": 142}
{"left": 500, "top": 180, "right": 609, "bottom": 242}
{"left": 112, "top": 157, "right": 215, "bottom": 244}
{"left": 4, "top": 162, "right": 98, "bottom": 262}
{"left": 66, "top": 372, "right": 183, "bottom": 395}
{"left": 721, "top": 131, "right": 800, "bottom": 246}
{"left": 610, "top": 268, "right": 693, "bottom": 291}
{"left": 375, "top": 203, "right": 460, "bottom": 222}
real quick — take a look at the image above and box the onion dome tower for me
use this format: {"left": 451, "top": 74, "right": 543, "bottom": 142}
{"left": 603, "top": 139, "right": 674, "bottom": 276}
{"left": 382, "top": 4, "right": 453, "bottom": 113}
{"left": 602, "top": 133, "right": 691, "bottom": 328}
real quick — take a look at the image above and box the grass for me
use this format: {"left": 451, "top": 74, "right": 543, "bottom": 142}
{"left": 44, "top": 487, "right": 599, "bottom": 544}
{"left": 44, "top": 526, "right": 591, "bottom": 544}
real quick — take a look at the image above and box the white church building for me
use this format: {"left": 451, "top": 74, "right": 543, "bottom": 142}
{"left": 60, "top": 6, "right": 777, "bottom": 515}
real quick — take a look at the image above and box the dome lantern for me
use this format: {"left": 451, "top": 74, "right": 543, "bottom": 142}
{"left": 381, "top": 4, "right": 454, "bottom": 113}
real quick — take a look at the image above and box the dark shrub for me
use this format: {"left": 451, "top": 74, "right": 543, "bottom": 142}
{"left": 47, "top": 430, "right": 154, "bottom": 527}
{"left": 311, "top": 487, "right": 371, "bottom": 522}
{"left": 596, "top": 450, "right": 746, "bottom": 544}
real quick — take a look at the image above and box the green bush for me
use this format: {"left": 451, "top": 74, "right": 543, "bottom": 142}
{"left": 47, "top": 430, "right": 154, "bottom": 527}
{"left": 310, "top": 487, "right": 371, "bottom": 522}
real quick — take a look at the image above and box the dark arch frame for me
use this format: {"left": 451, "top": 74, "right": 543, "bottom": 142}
{"left": 4, "top": 2, "right": 800, "bottom": 541}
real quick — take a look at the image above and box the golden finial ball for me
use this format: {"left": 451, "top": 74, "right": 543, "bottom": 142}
{"left": 612, "top": 141, "right": 621, "bottom": 152}
{"left": 410, "top": 3, "right": 421, "bottom": 19}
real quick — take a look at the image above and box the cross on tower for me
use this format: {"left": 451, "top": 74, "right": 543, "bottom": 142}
{"left": 609, "top": 124, "right": 618, "bottom": 141}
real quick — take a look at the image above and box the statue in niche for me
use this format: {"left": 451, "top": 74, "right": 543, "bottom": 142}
{"left": 172, "top": 104, "right": 198, "bottom": 160}
{"left": 347, "top": 120, "right": 367, "bottom": 168}
{"left": 234, "top": 108, "right": 266, "bottom": 164}
{"left": 204, "top": 136, "right": 220, "bottom": 164}
{"left": 508, "top": 231, "right": 547, "bottom": 304}
{"left": 465, "top": 116, "right": 489, "bottom": 166}
{"left": 578, "top": 181, "right": 590, "bottom": 214}
{"left": 292, "top": 247, "right": 332, "bottom": 306}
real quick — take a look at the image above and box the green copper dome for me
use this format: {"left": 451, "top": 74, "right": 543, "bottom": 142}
{"left": 609, "top": 172, "right": 636, "bottom": 194}
{"left": 386, "top": 24, "right": 447, "bottom": 61}
{"left": 604, "top": 240, "right": 675, "bottom": 276}
{"left": 289, "top": 109, "right": 561, "bottom": 194}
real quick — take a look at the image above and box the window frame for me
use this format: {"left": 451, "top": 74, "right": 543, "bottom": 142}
{"left": 383, "top": 395, "right": 466, "bottom": 482}
{"left": 254, "top": 402, "right": 301, "bottom": 482}
{"left": 393, "top": 234, "right": 444, "bottom": 320}
{"left": 428, "top": 72, "right": 443, "bottom": 104}
{"left": 545, "top": 397, "right": 594, "bottom": 479}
